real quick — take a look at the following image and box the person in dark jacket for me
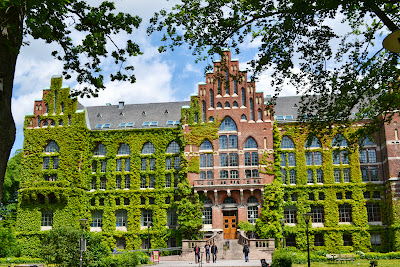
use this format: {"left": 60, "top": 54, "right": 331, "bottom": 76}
{"left": 194, "top": 243, "right": 200, "bottom": 263}
{"left": 243, "top": 242, "right": 250, "bottom": 262}
{"left": 211, "top": 242, "right": 218, "bottom": 263}
{"left": 205, "top": 242, "right": 211, "bottom": 263}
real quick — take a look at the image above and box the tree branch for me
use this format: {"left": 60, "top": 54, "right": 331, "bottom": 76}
{"left": 369, "top": 2, "right": 399, "bottom": 32}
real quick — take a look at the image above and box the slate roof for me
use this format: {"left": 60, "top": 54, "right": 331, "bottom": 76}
{"left": 85, "top": 101, "right": 190, "bottom": 130}
{"left": 272, "top": 96, "right": 303, "bottom": 122}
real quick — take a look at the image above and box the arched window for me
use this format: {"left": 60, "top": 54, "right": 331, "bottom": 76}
{"left": 217, "top": 102, "right": 222, "bottom": 108}
{"left": 219, "top": 117, "right": 237, "bottom": 131}
{"left": 117, "top": 144, "right": 130, "bottom": 155}
{"left": 332, "top": 134, "right": 348, "bottom": 147}
{"left": 258, "top": 109, "right": 262, "bottom": 121}
{"left": 241, "top": 114, "right": 247, "bottom": 120}
{"left": 223, "top": 197, "right": 237, "bottom": 204}
{"left": 359, "top": 136, "right": 376, "bottom": 146}
{"left": 142, "top": 142, "right": 155, "bottom": 154}
{"left": 166, "top": 141, "right": 180, "bottom": 154}
{"left": 200, "top": 140, "right": 213, "bottom": 150}
{"left": 233, "top": 101, "right": 238, "bottom": 107}
{"left": 210, "top": 90, "right": 214, "bottom": 108}
{"left": 225, "top": 102, "right": 230, "bottom": 108}
{"left": 94, "top": 144, "right": 106, "bottom": 156}
{"left": 209, "top": 116, "right": 215, "bottom": 122}
{"left": 204, "top": 197, "right": 213, "bottom": 205}
{"left": 247, "top": 196, "right": 258, "bottom": 203}
{"left": 305, "top": 136, "right": 321, "bottom": 148}
{"left": 241, "top": 88, "right": 246, "bottom": 106}
{"left": 250, "top": 98, "right": 254, "bottom": 120}
{"left": 281, "top": 136, "right": 295, "bottom": 149}
{"left": 245, "top": 137, "right": 258, "bottom": 149}
{"left": 45, "top": 141, "right": 59, "bottom": 153}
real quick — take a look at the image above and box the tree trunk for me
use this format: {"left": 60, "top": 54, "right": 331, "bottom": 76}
{"left": 0, "top": 4, "right": 24, "bottom": 203}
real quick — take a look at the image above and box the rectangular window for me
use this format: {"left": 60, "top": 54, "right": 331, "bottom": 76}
{"left": 229, "top": 153, "right": 238, "bottom": 166}
{"left": 100, "top": 178, "right": 106, "bottom": 189}
{"left": 245, "top": 170, "right": 251, "bottom": 178}
{"left": 149, "top": 175, "right": 155, "bottom": 188}
{"left": 100, "top": 160, "right": 106, "bottom": 173}
{"left": 341, "top": 151, "right": 349, "bottom": 164}
{"left": 165, "top": 174, "right": 171, "bottom": 187}
{"left": 91, "top": 210, "right": 103, "bottom": 227}
{"left": 245, "top": 153, "right": 251, "bottom": 166}
{"left": 43, "top": 157, "right": 50, "bottom": 170}
{"left": 316, "top": 169, "right": 323, "bottom": 183}
{"left": 220, "top": 170, "right": 228, "bottom": 178}
{"left": 311, "top": 205, "right": 324, "bottom": 223}
{"left": 116, "top": 159, "right": 122, "bottom": 172}
{"left": 116, "top": 176, "right": 122, "bottom": 189}
{"left": 368, "top": 150, "right": 377, "bottom": 163}
{"left": 116, "top": 210, "right": 127, "bottom": 227}
{"left": 334, "top": 168, "right": 341, "bottom": 183}
{"left": 288, "top": 153, "right": 296, "bottom": 166}
{"left": 203, "top": 207, "right": 212, "bottom": 224}
{"left": 167, "top": 209, "right": 178, "bottom": 226}
{"left": 91, "top": 178, "right": 97, "bottom": 190}
{"left": 314, "top": 152, "right": 322, "bottom": 165}
{"left": 206, "top": 154, "right": 213, "bottom": 167}
{"left": 141, "top": 159, "right": 147, "bottom": 171}
{"left": 343, "top": 168, "right": 350, "bottom": 182}
{"left": 314, "top": 234, "right": 324, "bottom": 246}
{"left": 339, "top": 204, "right": 352, "bottom": 222}
{"left": 166, "top": 158, "right": 172, "bottom": 170}
{"left": 343, "top": 235, "right": 352, "bottom": 246}
{"left": 284, "top": 207, "right": 297, "bottom": 223}
{"left": 141, "top": 210, "right": 153, "bottom": 227}
{"left": 220, "top": 154, "right": 228, "bottom": 167}
{"left": 219, "top": 135, "right": 228, "bottom": 149}
{"left": 252, "top": 169, "right": 259, "bottom": 178}
{"left": 174, "top": 174, "right": 179, "bottom": 187}
{"left": 140, "top": 175, "right": 147, "bottom": 189}
{"left": 125, "top": 159, "right": 130, "bottom": 172}
{"left": 305, "top": 152, "right": 313, "bottom": 165}
{"left": 200, "top": 171, "right": 206, "bottom": 179}
{"left": 174, "top": 156, "right": 180, "bottom": 169}
{"left": 307, "top": 170, "right": 314, "bottom": 183}
{"left": 207, "top": 171, "right": 213, "bottom": 179}
{"left": 149, "top": 158, "right": 155, "bottom": 170}
{"left": 247, "top": 206, "right": 258, "bottom": 223}
{"left": 251, "top": 152, "right": 258, "bottom": 166}
{"left": 229, "top": 135, "right": 238, "bottom": 149}
{"left": 125, "top": 175, "right": 130, "bottom": 189}
{"left": 230, "top": 170, "right": 238, "bottom": 179}
{"left": 41, "top": 210, "right": 53, "bottom": 226}
{"left": 371, "top": 234, "right": 381, "bottom": 245}
{"left": 53, "top": 157, "right": 59, "bottom": 169}
{"left": 367, "top": 203, "right": 381, "bottom": 222}
{"left": 370, "top": 167, "right": 378, "bottom": 181}
{"left": 281, "top": 170, "right": 286, "bottom": 184}
{"left": 280, "top": 153, "right": 286, "bottom": 166}
{"left": 359, "top": 150, "right": 368, "bottom": 163}
{"left": 289, "top": 170, "right": 296, "bottom": 184}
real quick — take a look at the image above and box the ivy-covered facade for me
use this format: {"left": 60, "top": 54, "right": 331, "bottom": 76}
{"left": 18, "top": 51, "right": 400, "bottom": 255}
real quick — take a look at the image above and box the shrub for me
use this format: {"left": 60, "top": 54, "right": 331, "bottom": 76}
{"left": 0, "top": 257, "right": 44, "bottom": 264}
{"left": 96, "top": 252, "right": 149, "bottom": 267}
{"left": 0, "top": 223, "right": 19, "bottom": 257}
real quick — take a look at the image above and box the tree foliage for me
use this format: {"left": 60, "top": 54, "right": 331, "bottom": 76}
{"left": 149, "top": 0, "right": 400, "bottom": 138}
{"left": 0, "top": 0, "right": 143, "bottom": 204}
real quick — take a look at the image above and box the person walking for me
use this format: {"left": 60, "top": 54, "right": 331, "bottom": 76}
{"left": 205, "top": 242, "right": 211, "bottom": 263}
{"left": 194, "top": 243, "right": 200, "bottom": 263}
{"left": 211, "top": 242, "right": 218, "bottom": 263}
{"left": 243, "top": 242, "right": 250, "bottom": 262}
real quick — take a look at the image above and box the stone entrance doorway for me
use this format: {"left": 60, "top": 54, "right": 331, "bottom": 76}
{"left": 223, "top": 210, "right": 237, "bottom": 239}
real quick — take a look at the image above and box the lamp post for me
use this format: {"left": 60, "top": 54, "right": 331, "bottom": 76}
{"left": 250, "top": 214, "right": 255, "bottom": 239}
{"left": 201, "top": 215, "right": 206, "bottom": 240}
{"left": 78, "top": 218, "right": 88, "bottom": 267}
{"left": 147, "top": 221, "right": 152, "bottom": 256}
{"left": 279, "top": 218, "right": 286, "bottom": 248}
{"left": 303, "top": 213, "right": 312, "bottom": 267}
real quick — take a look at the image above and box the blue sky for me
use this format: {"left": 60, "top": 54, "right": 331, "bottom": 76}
{"left": 9, "top": 0, "right": 385, "bottom": 157}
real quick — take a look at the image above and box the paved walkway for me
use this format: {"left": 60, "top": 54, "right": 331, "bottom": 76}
{"left": 143, "top": 259, "right": 267, "bottom": 266}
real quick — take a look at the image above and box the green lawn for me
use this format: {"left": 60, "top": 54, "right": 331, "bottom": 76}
{"left": 293, "top": 259, "right": 400, "bottom": 267}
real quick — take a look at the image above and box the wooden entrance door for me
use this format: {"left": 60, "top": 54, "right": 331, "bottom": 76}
{"left": 223, "top": 216, "right": 237, "bottom": 239}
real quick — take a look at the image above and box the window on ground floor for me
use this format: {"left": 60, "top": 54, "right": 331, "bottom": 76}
{"left": 248, "top": 206, "right": 258, "bottom": 223}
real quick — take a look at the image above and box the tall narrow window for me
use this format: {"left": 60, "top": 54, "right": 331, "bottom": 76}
{"left": 54, "top": 92, "right": 58, "bottom": 113}
{"left": 217, "top": 79, "right": 221, "bottom": 95}
{"left": 250, "top": 98, "right": 254, "bottom": 120}
{"left": 241, "top": 88, "right": 246, "bottom": 106}
{"left": 258, "top": 109, "right": 262, "bottom": 121}
{"left": 233, "top": 79, "right": 237, "bottom": 94}
{"left": 210, "top": 90, "right": 214, "bottom": 108}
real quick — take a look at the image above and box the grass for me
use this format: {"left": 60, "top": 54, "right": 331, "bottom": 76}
{"left": 293, "top": 259, "right": 400, "bottom": 267}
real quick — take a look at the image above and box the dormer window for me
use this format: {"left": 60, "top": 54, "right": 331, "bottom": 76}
{"left": 165, "top": 110, "right": 169, "bottom": 114}
{"left": 97, "top": 114, "right": 102, "bottom": 118}
{"left": 142, "top": 111, "right": 147, "bottom": 115}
